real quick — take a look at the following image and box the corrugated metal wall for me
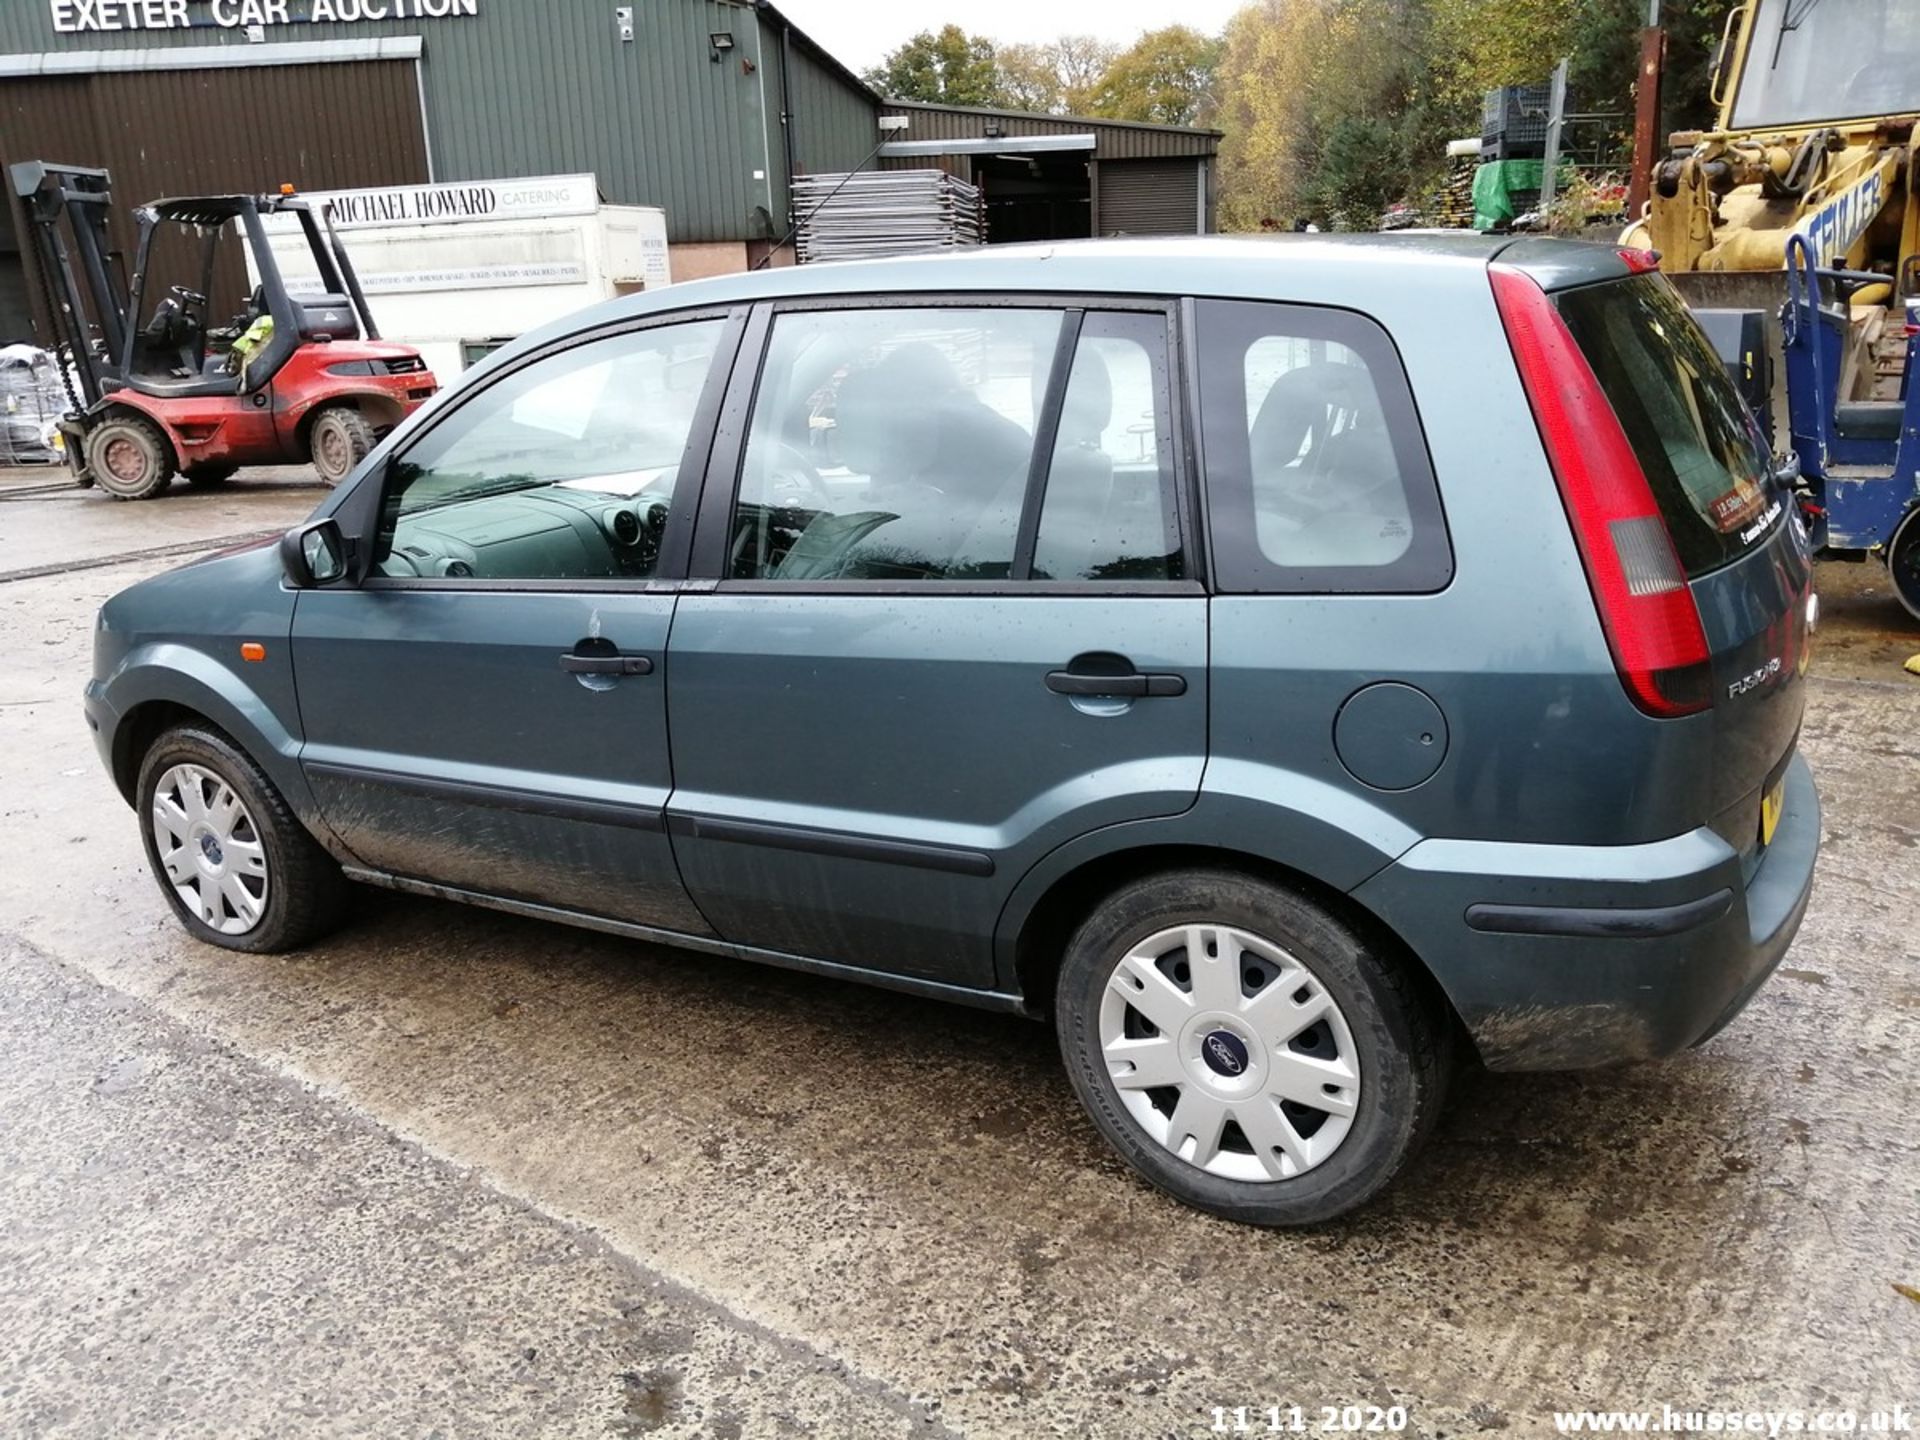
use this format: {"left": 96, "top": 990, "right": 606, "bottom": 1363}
{"left": 0, "top": 0, "right": 885, "bottom": 244}
{"left": 783, "top": 34, "right": 884, "bottom": 204}
{"left": 870, "top": 102, "right": 1218, "bottom": 242}
{"left": 878, "top": 101, "right": 1220, "bottom": 163}
{"left": 1097, "top": 158, "right": 1204, "bottom": 236}
{"left": 0, "top": 61, "right": 427, "bottom": 344}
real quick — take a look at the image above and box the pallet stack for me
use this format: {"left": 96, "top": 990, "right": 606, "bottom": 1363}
{"left": 793, "top": 169, "right": 985, "bottom": 264}
{"left": 1429, "top": 157, "right": 1479, "bottom": 229}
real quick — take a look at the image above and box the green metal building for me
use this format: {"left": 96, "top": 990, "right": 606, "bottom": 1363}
{"left": 0, "top": 0, "right": 1218, "bottom": 344}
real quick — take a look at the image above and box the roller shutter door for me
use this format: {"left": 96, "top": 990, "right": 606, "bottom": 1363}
{"left": 1098, "top": 159, "right": 1200, "bottom": 236}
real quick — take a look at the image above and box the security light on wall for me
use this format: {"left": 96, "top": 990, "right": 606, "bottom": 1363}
{"left": 877, "top": 116, "right": 909, "bottom": 132}
{"left": 709, "top": 31, "right": 734, "bottom": 61}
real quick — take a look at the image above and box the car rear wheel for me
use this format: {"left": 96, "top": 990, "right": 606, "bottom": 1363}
{"left": 1054, "top": 869, "right": 1450, "bottom": 1226}
{"left": 85, "top": 414, "right": 175, "bottom": 500}
{"left": 137, "top": 724, "right": 349, "bottom": 953}
{"left": 308, "top": 406, "right": 376, "bottom": 486}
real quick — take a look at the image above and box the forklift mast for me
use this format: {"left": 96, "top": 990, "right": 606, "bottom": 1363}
{"left": 9, "top": 160, "right": 128, "bottom": 409}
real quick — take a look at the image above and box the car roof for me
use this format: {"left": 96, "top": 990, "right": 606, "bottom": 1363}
{"left": 632, "top": 233, "right": 1631, "bottom": 311}
{"left": 471, "top": 233, "right": 1637, "bottom": 385}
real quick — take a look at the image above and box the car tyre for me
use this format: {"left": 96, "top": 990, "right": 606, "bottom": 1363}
{"left": 1888, "top": 503, "right": 1920, "bottom": 622}
{"left": 1055, "top": 868, "right": 1450, "bottom": 1226}
{"left": 308, "top": 406, "right": 376, "bottom": 486}
{"left": 137, "top": 723, "right": 350, "bottom": 953}
{"left": 85, "top": 414, "right": 175, "bottom": 500}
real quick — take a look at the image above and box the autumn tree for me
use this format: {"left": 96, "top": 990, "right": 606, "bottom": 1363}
{"left": 995, "top": 42, "right": 1068, "bottom": 113}
{"left": 864, "top": 25, "right": 1003, "bottom": 106}
{"left": 1423, "top": 0, "right": 1722, "bottom": 163}
{"left": 1053, "top": 35, "right": 1123, "bottom": 110}
{"left": 1080, "top": 25, "right": 1222, "bottom": 127}
{"left": 1216, "top": 0, "right": 1457, "bottom": 230}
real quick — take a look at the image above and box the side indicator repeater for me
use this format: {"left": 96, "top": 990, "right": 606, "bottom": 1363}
{"left": 240, "top": 642, "right": 267, "bottom": 663}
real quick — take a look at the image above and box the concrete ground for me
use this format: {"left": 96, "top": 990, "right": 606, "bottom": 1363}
{"left": 0, "top": 463, "right": 1916, "bottom": 1438}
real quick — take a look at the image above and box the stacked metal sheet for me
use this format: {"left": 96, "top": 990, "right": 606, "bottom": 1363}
{"left": 793, "top": 170, "right": 985, "bottom": 264}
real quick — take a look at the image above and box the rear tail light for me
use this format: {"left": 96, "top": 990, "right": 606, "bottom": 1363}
{"left": 1490, "top": 265, "right": 1712, "bottom": 717}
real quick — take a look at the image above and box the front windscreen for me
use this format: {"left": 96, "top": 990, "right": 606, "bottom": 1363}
{"left": 1730, "top": 0, "right": 1920, "bottom": 129}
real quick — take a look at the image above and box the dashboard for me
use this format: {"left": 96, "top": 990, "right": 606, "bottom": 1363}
{"left": 376, "top": 467, "right": 676, "bottom": 581}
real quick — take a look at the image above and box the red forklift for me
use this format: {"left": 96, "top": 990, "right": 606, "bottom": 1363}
{"left": 11, "top": 161, "right": 437, "bottom": 499}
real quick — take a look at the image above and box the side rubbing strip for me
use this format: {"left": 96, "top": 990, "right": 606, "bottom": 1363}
{"left": 305, "top": 762, "right": 665, "bottom": 832}
{"left": 673, "top": 814, "right": 995, "bottom": 877}
{"left": 1465, "top": 889, "right": 1733, "bottom": 939}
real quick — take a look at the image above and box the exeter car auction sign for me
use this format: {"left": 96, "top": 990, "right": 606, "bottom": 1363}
{"left": 50, "top": 0, "right": 477, "bottom": 33}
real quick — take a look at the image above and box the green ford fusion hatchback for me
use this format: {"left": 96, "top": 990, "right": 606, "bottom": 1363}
{"left": 86, "top": 236, "right": 1819, "bottom": 1225}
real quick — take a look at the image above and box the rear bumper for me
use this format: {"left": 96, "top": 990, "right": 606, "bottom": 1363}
{"left": 1351, "top": 753, "right": 1820, "bottom": 1070}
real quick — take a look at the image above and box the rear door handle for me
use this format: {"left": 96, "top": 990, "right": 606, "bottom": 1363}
{"left": 560, "top": 652, "right": 653, "bottom": 676}
{"left": 1045, "top": 657, "right": 1186, "bottom": 698}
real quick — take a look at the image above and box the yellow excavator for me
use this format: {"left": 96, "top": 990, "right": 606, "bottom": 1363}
{"left": 1630, "top": 0, "right": 1920, "bottom": 403}
{"left": 1625, "top": 0, "right": 1920, "bottom": 618}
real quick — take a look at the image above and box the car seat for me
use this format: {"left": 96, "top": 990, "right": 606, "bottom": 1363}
{"left": 1250, "top": 361, "right": 1410, "bottom": 568}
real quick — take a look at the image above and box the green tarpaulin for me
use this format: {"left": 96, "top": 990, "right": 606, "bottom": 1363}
{"left": 1470, "top": 160, "right": 1578, "bottom": 231}
{"left": 1471, "top": 160, "right": 1543, "bottom": 230}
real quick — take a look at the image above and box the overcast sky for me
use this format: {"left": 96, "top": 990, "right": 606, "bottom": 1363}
{"left": 773, "top": 0, "right": 1247, "bottom": 74}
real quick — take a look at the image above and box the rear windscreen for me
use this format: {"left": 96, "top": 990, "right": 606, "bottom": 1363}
{"left": 1555, "top": 275, "right": 1778, "bottom": 578}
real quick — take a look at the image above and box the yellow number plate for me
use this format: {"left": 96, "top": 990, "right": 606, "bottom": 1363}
{"left": 1760, "top": 778, "right": 1785, "bottom": 848}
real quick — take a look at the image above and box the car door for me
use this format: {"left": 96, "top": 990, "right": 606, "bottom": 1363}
{"left": 663, "top": 298, "right": 1208, "bottom": 990}
{"left": 291, "top": 309, "right": 742, "bottom": 933}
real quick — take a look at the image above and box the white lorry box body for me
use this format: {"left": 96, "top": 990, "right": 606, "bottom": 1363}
{"left": 255, "top": 174, "right": 669, "bottom": 377}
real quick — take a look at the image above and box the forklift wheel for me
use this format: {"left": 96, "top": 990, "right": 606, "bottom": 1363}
{"left": 183, "top": 464, "right": 237, "bottom": 488}
{"left": 309, "top": 407, "right": 376, "bottom": 487}
{"left": 1889, "top": 506, "right": 1920, "bottom": 623}
{"left": 85, "top": 415, "right": 175, "bottom": 501}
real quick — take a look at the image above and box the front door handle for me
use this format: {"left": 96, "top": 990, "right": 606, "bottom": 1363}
{"left": 1045, "top": 653, "right": 1186, "bottom": 699}
{"left": 561, "top": 640, "right": 653, "bottom": 676}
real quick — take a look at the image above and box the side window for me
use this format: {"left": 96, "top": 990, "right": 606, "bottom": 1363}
{"left": 1031, "top": 312, "right": 1185, "bottom": 581}
{"left": 374, "top": 317, "right": 727, "bottom": 581}
{"left": 730, "top": 307, "right": 1063, "bottom": 581}
{"left": 1195, "top": 299, "right": 1450, "bottom": 593}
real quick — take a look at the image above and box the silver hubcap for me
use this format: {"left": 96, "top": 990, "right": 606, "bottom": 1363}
{"left": 150, "top": 763, "right": 269, "bottom": 935}
{"left": 1099, "top": 923, "right": 1361, "bottom": 1183}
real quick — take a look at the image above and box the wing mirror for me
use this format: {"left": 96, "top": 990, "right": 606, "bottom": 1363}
{"left": 280, "top": 518, "right": 349, "bottom": 588}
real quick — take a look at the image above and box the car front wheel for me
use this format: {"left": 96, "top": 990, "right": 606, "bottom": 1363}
{"left": 137, "top": 724, "right": 349, "bottom": 953}
{"left": 1055, "top": 869, "right": 1450, "bottom": 1226}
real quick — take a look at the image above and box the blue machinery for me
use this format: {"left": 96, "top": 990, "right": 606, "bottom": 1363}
{"left": 1780, "top": 232, "right": 1920, "bottom": 619}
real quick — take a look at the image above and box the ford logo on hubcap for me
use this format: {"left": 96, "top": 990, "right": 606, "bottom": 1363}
{"left": 1201, "top": 1030, "right": 1249, "bottom": 1077}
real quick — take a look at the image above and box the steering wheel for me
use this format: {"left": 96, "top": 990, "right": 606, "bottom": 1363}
{"left": 170, "top": 284, "right": 209, "bottom": 308}
{"left": 761, "top": 441, "right": 829, "bottom": 509}
{"left": 730, "top": 442, "right": 831, "bottom": 574}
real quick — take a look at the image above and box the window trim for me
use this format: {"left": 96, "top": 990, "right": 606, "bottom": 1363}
{"left": 1024, "top": 308, "right": 1191, "bottom": 585}
{"left": 1011, "top": 309, "right": 1085, "bottom": 580}
{"left": 341, "top": 305, "right": 749, "bottom": 592}
{"left": 686, "top": 291, "right": 1204, "bottom": 595}
{"left": 1194, "top": 298, "right": 1453, "bottom": 596}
